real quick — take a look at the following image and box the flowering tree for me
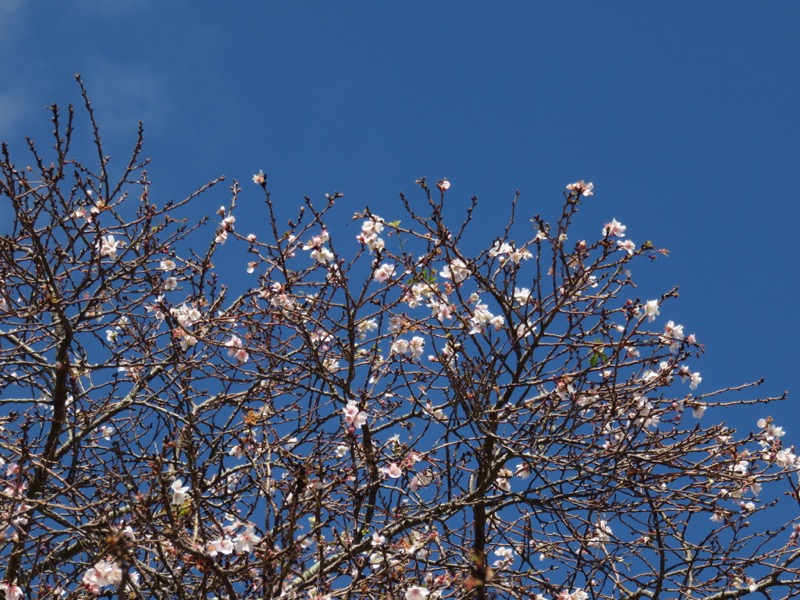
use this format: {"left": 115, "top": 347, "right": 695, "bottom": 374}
{"left": 0, "top": 85, "right": 798, "bottom": 600}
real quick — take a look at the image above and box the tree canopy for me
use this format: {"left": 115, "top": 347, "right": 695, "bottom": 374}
{"left": 0, "top": 86, "right": 797, "bottom": 600}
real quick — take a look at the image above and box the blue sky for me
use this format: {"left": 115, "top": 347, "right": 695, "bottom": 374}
{"left": 1, "top": 2, "right": 797, "bottom": 425}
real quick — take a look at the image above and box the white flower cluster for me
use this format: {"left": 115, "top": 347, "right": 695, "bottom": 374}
{"left": 303, "top": 229, "right": 334, "bottom": 264}
{"left": 488, "top": 241, "right": 532, "bottom": 265}
{"left": 357, "top": 216, "right": 385, "bottom": 252}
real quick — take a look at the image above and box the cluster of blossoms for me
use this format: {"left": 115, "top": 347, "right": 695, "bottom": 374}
{"left": 303, "top": 229, "right": 334, "bottom": 264}
{"left": 488, "top": 240, "right": 532, "bottom": 265}
{"left": 492, "top": 546, "right": 515, "bottom": 569}
{"left": 439, "top": 259, "right": 470, "bottom": 283}
{"left": 373, "top": 262, "right": 396, "bottom": 283}
{"left": 170, "top": 302, "right": 203, "bottom": 350}
{"left": 357, "top": 215, "right": 385, "bottom": 252}
{"left": 205, "top": 521, "right": 262, "bottom": 557}
{"left": 566, "top": 180, "right": 594, "bottom": 197}
{"left": 391, "top": 336, "right": 426, "bottom": 361}
{"left": 73, "top": 190, "right": 106, "bottom": 223}
{"left": 160, "top": 258, "right": 178, "bottom": 290}
{"left": 225, "top": 334, "right": 249, "bottom": 363}
{"left": 81, "top": 558, "right": 123, "bottom": 594}
{"left": 467, "top": 296, "right": 504, "bottom": 335}
{"left": 0, "top": 583, "right": 22, "bottom": 600}
{"left": 758, "top": 418, "right": 799, "bottom": 470}
{"left": 402, "top": 281, "right": 439, "bottom": 309}
{"left": 214, "top": 206, "right": 236, "bottom": 245}
{"left": 587, "top": 519, "right": 613, "bottom": 549}
{"left": 661, "top": 319, "right": 696, "bottom": 352}
{"left": 602, "top": 218, "right": 635, "bottom": 255}
{"left": 343, "top": 401, "right": 367, "bottom": 430}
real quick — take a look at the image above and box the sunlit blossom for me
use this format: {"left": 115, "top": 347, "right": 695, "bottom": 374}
{"left": 617, "top": 239, "right": 636, "bottom": 255}
{"left": 82, "top": 558, "right": 122, "bottom": 591}
{"left": 171, "top": 478, "right": 190, "bottom": 505}
{"left": 373, "top": 263, "right": 396, "bottom": 283}
{"left": 343, "top": 401, "right": 367, "bottom": 429}
{"left": 98, "top": 234, "right": 123, "bottom": 259}
{"left": 405, "top": 585, "right": 430, "bottom": 600}
{"left": 207, "top": 536, "right": 235, "bottom": 556}
{"left": 566, "top": 180, "right": 594, "bottom": 197}
{"left": 381, "top": 462, "right": 403, "bottom": 478}
{"left": 440, "top": 258, "right": 469, "bottom": 283}
{"left": 225, "top": 335, "right": 249, "bottom": 363}
{"left": 644, "top": 299, "right": 660, "bottom": 322}
{"left": 603, "top": 218, "right": 626, "bottom": 237}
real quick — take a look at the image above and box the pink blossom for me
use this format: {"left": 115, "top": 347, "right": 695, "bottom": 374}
{"left": 234, "top": 525, "right": 261, "bottom": 553}
{"left": 82, "top": 558, "right": 122, "bottom": 590}
{"left": 566, "top": 180, "right": 594, "bottom": 197}
{"left": 0, "top": 583, "right": 22, "bottom": 600}
{"left": 373, "top": 263, "right": 396, "bottom": 283}
{"left": 440, "top": 259, "right": 469, "bottom": 283}
{"left": 252, "top": 171, "right": 266, "bottom": 185}
{"left": 98, "top": 234, "right": 122, "bottom": 258}
{"left": 207, "top": 536, "right": 235, "bottom": 556}
{"left": 405, "top": 586, "right": 430, "bottom": 600}
{"left": 343, "top": 401, "right": 367, "bottom": 428}
{"left": 171, "top": 478, "right": 190, "bottom": 505}
{"left": 617, "top": 239, "right": 636, "bottom": 255}
{"left": 225, "top": 335, "right": 249, "bottom": 363}
{"left": 603, "top": 218, "right": 627, "bottom": 237}
{"left": 381, "top": 462, "right": 403, "bottom": 478}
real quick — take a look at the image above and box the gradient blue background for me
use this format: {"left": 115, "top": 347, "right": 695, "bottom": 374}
{"left": 1, "top": 2, "right": 796, "bottom": 426}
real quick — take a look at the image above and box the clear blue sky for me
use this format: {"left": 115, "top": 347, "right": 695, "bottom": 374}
{"left": 1, "top": 2, "right": 797, "bottom": 425}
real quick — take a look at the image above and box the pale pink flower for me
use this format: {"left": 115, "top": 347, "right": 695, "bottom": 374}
{"left": 234, "top": 525, "right": 261, "bottom": 553}
{"left": 381, "top": 462, "right": 403, "bottom": 478}
{"left": 164, "top": 276, "right": 178, "bottom": 291}
{"left": 343, "top": 401, "right": 367, "bottom": 428}
{"left": 644, "top": 299, "right": 660, "bottom": 322}
{"left": 98, "top": 234, "right": 122, "bottom": 258}
{"left": 0, "top": 583, "right": 22, "bottom": 600}
{"left": 407, "top": 336, "right": 425, "bottom": 360}
{"left": 82, "top": 558, "right": 122, "bottom": 590}
{"left": 357, "top": 217, "right": 386, "bottom": 251}
{"left": 440, "top": 259, "right": 469, "bottom": 283}
{"left": 437, "top": 178, "right": 451, "bottom": 191}
{"left": 373, "top": 263, "right": 396, "bottom": 283}
{"left": 207, "top": 536, "right": 235, "bottom": 556}
{"left": 566, "top": 180, "right": 594, "bottom": 197}
{"left": 225, "top": 335, "right": 249, "bottom": 363}
{"left": 409, "top": 468, "right": 434, "bottom": 491}
{"left": 603, "top": 218, "right": 626, "bottom": 237}
{"left": 514, "top": 287, "right": 531, "bottom": 304}
{"left": 356, "top": 318, "right": 378, "bottom": 338}
{"left": 405, "top": 586, "right": 430, "bottom": 600}
{"left": 171, "top": 478, "right": 190, "bottom": 505}
{"left": 617, "top": 239, "right": 636, "bottom": 255}
{"left": 252, "top": 171, "right": 266, "bottom": 185}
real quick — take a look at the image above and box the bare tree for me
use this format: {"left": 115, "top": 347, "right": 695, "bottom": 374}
{"left": 0, "top": 82, "right": 797, "bottom": 600}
